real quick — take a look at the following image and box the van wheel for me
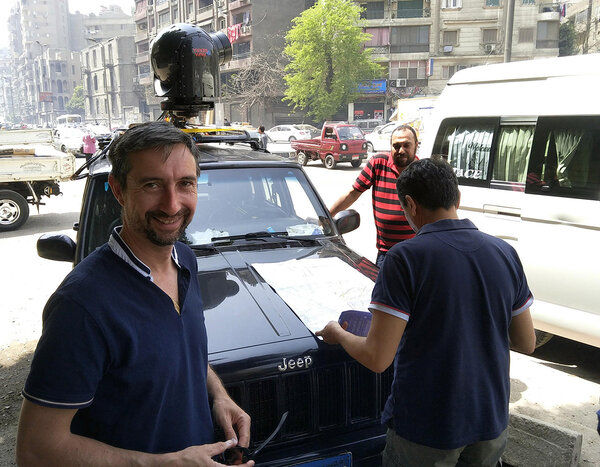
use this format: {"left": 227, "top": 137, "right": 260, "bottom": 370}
{"left": 0, "top": 190, "right": 30, "bottom": 231}
{"left": 351, "top": 160, "right": 362, "bottom": 168}
{"left": 289, "top": 136, "right": 296, "bottom": 141}
{"left": 534, "top": 330, "right": 554, "bottom": 348}
{"left": 366, "top": 142, "right": 374, "bottom": 152}
{"left": 60, "top": 145, "right": 67, "bottom": 152}
{"left": 324, "top": 155, "right": 336, "bottom": 169}
{"left": 297, "top": 152, "right": 308, "bottom": 166}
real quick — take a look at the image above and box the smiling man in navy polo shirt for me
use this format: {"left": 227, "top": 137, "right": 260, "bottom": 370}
{"left": 318, "top": 158, "right": 536, "bottom": 467}
{"left": 17, "top": 122, "right": 254, "bottom": 466}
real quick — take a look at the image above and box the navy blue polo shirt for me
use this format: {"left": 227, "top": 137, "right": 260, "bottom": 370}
{"left": 23, "top": 230, "right": 213, "bottom": 453}
{"left": 370, "top": 218, "right": 533, "bottom": 450}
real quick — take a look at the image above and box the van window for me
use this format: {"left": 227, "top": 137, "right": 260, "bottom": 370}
{"left": 493, "top": 126, "right": 534, "bottom": 184}
{"left": 526, "top": 116, "right": 600, "bottom": 200}
{"left": 433, "top": 118, "right": 536, "bottom": 190}
{"left": 432, "top": 118, "right": 497, "bottom": 183}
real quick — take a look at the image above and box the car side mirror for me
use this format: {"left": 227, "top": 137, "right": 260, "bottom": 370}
{"left": 37, "top": 233, "right": 76, "bottom": 262}
{"left": 334, "top": 209, "right": 360, "bottom": 234}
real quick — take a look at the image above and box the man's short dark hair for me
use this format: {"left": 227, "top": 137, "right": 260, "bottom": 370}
{"left": 259, "top": 125, "right": 265, "bottom": 132}
{"left": 108, "top": 121, "right": 201, "bottom": 188}
{"left": 391, "top": 124, "right": 418, "bottom": 145}
{"left": 396, "top": 158, "right": 459, "bottom": 210}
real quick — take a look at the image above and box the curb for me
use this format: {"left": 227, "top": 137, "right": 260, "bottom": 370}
{"left": 504, "top": 412, "right": 582, "bottom": 467}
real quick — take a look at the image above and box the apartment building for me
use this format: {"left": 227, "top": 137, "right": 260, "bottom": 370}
{"left": 81, "top": 36, "right": 144, "bottom": 128}
{"left": 356, "top": 0, "right": 560, "bottom": 120}
{"left": 565, "top": 0, "right": 600, "bottom": 53}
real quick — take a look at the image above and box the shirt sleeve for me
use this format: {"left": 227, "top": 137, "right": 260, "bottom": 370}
{"left": 23, "top": 293, "right": 109, "bottom": 409}
{"left": 511, "top": 251, "right": 534, "bottom": 316}
{"left": 369, "top": 249, "right": 411, "bottom": 321}
{"left": 352, "top": 157, "right": 376, "bottom": 193}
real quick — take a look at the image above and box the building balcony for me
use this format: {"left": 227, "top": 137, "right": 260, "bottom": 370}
{"left": 240, "top": 24, "right": 252, "bottom": 36}
{"left": 139, "top": 72, "right": 152, "bottom": 86}
{"left": 222, "top": 54, "right": 251, "bottom": 71}
{"left": 394, "top": 8, "right": 431, "bottom": 19}
{"left": 229, "top": 0, "right": 250, "bottom": 11}
{"left": 538, "top": 4, "right": 560, "bottom": 21}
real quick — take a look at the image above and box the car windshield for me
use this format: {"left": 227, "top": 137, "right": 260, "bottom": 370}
{"left": 184, "top": 166, "right": 333, "bottom": 245}
{"left": 337, "top": 126, "right": 364, "bottom": 140}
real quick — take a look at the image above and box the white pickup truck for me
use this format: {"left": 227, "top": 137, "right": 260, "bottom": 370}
{"left": 0, "top": 129, "right": 76, "bottom": 231}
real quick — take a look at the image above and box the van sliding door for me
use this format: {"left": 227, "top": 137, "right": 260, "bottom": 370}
{"left": 519, "top": 116, "right": 600, "bottom": 342}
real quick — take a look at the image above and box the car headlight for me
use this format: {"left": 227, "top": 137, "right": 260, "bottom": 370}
{"left": 362, "top": 142, "right": 367, "bottom": 150}
{"left": 340, "top": 143, "right": 348, "bottom": 151}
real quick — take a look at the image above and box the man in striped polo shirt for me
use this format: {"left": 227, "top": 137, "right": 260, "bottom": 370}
{"left": 329, "top": 125, "right": 418, "bottom": 267}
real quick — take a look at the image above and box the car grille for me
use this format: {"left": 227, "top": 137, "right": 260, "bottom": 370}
{"left": 224, "top": 362, "right": 394, "bottom": 447}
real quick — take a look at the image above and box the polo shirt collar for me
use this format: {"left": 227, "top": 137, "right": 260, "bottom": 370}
{"left": 417, "top": 218, "right": 478, "bottom": 236}
{"left": 108, "top": 226, "right": 182, "bottom": 281}
{"left": 386, "top": 152, "right": 400, "bottom": 177}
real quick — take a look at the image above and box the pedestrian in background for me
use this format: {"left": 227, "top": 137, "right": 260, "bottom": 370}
{"left": 82, "top": 131, "right": 96, "bottom": 162}
{"left": 317, "top": 158, "right": 536, "bottom": 467}
{"left": 258, "top": 125, "right": 268, "bottom": 149}
{"left": 329, "top": 125, "right": 418, "bottom": 267}
{"left": 17, "top": 122, "right": 253, "bottom": 466}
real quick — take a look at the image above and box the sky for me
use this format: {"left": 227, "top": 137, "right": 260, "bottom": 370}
{"left": 1, "top": 0, "right": 136, "bottom": 49}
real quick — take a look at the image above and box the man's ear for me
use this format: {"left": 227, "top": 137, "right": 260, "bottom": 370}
{"left": 456, "top": 190, "right": 461, "bottom": 210}
{"left": 108, "top": 174, "right": 125, "bottom": 207}
{"left": 404, "top": 194, "right": 418, "bottom": 217}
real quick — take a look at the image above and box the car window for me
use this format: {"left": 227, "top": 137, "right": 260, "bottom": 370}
{"left": 337, "top": 126, "right": 364, "bottom": 140}
{"left": 185, "top": 166, "right": 333, "bottom": 244}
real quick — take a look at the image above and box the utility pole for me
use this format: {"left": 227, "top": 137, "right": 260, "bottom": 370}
{"left": 504, "top": 0, "right": 515, "bottom": 62}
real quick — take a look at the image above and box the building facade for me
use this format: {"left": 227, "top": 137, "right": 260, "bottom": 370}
{"left": 82, "top": 36, "right": 143, "bottom": 129}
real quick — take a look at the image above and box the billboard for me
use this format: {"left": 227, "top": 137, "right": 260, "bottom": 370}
{"left": 39, "top": 92, "right": 53, "bottom": 103}
{"left": 357, "top": 79, "right": 387, "bottom": 94}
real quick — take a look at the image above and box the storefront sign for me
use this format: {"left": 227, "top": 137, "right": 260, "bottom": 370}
{"left": 357, "top": 79, "right": 387, "bottom": 94}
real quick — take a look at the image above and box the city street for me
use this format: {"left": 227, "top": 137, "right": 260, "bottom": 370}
{"left": 0, "top": 158, "right": 598, "bottom": 466}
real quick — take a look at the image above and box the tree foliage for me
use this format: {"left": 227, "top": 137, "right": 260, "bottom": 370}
{"left": 283, "top": 0, "right": 382, "bottom": 122}
{"left": 65, "top": 85, "right": 85, "bottom": 115}
{"left": 559, "top": 19, "right": 578, "bottom": 56}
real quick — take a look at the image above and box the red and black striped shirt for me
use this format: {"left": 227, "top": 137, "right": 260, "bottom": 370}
{"left": 353, "top": 153, "right": 416, "bottom": 252}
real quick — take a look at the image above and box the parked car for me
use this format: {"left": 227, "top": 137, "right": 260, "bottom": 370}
{"left": 53, "top": 126, "right": 86, "bottom": 154}
{"left": 364, "top": 122, "right": 397, "bottom": 153}
{"left": 37, "top": 127, "right": 390, "bottom": 466}
{"left": 419, "top": 53, "right": 600, "bottom": 349}
{"left": 290, "top": 122, "right": 368, "bottom": 169}
{"left": 351, "top": 119, "right": 384, "bottom": 135}
{"left": 294, "top": 124, "right": 321, "bottom": 138}
{"left": 266, "top": 124, "right": 312, "bottom": 142}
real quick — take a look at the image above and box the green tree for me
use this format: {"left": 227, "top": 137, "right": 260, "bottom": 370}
{"left": 65, "top": 85, "right": 85, "bottom": 115}
{"left": 284, "top": 0, "right": 382, "bottom": 122}
{"left": 559, "top": 19, "right": 578, "bottom": 56}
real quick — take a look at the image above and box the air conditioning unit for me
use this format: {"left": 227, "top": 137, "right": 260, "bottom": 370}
{"left": 484, "top": 44, "right": 495, "bottom": 53}
{"left": 443, "top": 45, "right": 453, "bottom": 53}
{"left": 241, "top": 25, "right": 250, "bottom": 33}
{"left": 217, "top": 0, "right": 225, "bottom": 8}
{"left": 389, "top": 79, "right": 407, "bottom": 88}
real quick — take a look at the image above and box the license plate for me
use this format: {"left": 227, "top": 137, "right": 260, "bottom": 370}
{"left": 292, "top": 452, "right": 352, "bottom": 467}
{"left": 352, "top": 155, "right": 359, "bottom": 160}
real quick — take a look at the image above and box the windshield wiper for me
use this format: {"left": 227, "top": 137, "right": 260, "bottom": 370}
{"left": 210, "top": 231, "right": 291, "bottom": 243}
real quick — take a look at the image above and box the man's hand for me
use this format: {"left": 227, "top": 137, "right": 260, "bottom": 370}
{"left": 315, "top": 321, "right": 347, "bottom": 344}
{"left": 174, "top": 439, "right": 255, "bottom": 466}
{"left": 211, "top": 395, "right": 252, "bottom": 448}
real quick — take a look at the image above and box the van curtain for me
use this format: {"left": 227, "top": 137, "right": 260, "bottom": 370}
{"left": 493, "top": 126, "right": 534, "bottom": 183}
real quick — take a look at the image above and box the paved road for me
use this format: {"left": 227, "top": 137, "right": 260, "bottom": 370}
{"left": 1, "top": 158, "right": 598, "bottom": 465}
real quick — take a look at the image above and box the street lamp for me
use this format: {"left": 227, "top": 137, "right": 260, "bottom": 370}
{"left": 87, "top": 37, "right": 112, "bottom": 130}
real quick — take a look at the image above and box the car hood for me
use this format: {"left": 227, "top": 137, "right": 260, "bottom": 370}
{"left": 196, "top": 239, "right": 377, "bottom": 355}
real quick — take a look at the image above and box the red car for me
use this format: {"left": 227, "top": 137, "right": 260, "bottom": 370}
{"left": 291, "top": 122, "right": 368, "bottom": 169}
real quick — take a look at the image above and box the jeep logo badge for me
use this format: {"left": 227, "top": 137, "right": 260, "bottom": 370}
{"left": 278, "top": 356, "right": 312, "bottom": 372}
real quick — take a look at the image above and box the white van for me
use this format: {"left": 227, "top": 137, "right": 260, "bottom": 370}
{"left": 419, "top": 54, "right": 600, "bottom": 348}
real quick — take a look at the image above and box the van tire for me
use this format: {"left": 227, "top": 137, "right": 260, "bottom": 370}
{"left": 324, "top": 155, "right": 336, "bottom": 169}
{"left": 297, "top": 152, "right": 308, "bottom": 166}
{"left": 0, "top": 190, "right": 30, "bottom": 232}
{"left": 351, "top": 160, "right": 362, "bottom": 168}
{"left": 366, "top": 142, "right": 374, "bottom": 153}
{"left": 534, "top": 330, "right": 554, "bottom": 348}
